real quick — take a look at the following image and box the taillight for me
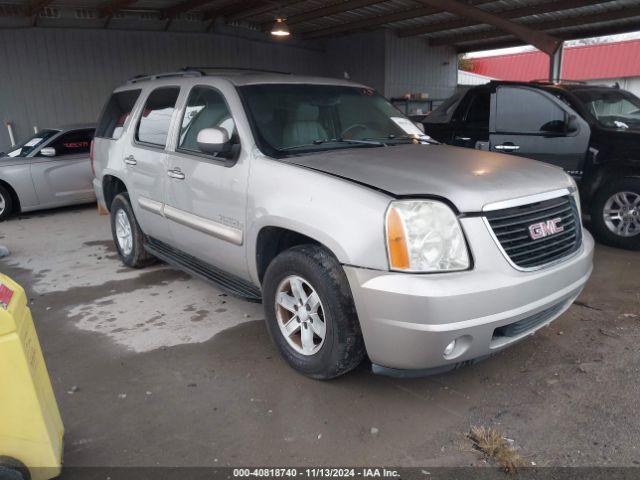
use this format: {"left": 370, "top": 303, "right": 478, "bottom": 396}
{"left": 90, "top": 140, "right": 95, "bottom": 176}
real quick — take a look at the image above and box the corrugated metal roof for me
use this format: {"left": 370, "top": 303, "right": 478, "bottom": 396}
{"left": 471, "top": 38, "right": 640, "bottom": 80}
{"left": 0, "top": 0, "right": 638, "bottom": 50}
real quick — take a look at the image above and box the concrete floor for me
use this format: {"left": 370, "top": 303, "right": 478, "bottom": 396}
{"left": 1, "top": 204, "right": 639, "bottom": 468}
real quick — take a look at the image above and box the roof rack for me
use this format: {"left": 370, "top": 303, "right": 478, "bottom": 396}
{"left": 530, "top": 79, "right": 587, "bottom": 85}
{"left": 126, "top": 69, "right": 203, "bottom": 84}
{"left": 183, "top": 66, "right": 292, "bottom": 75}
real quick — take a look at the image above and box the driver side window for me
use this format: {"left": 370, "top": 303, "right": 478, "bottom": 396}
{"left": 178, "top": 86, "right": 236, "bottom": 155}
{"left": 46, "top": 129, "right": 94, "bottom": 157}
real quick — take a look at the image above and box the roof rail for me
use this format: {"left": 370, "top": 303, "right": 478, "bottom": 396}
{"left": 183, "top": 66, "right": 292, "bottom": 75}
{"left": 126, "top": 69, "right": 203, "bottom": 84}
{"left": 530, "top": 79, "right": 587, "bottom": 85}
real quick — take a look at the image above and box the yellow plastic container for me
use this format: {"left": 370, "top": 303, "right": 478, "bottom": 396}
{"left": 0, "top": 274, "right": 63, "bottom": 480}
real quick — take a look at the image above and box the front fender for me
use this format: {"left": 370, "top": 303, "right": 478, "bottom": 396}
{"left": 246, "top": 157, "right": 393, "bottom": 284}
{"left": 0, "top": 165, "right": 38, "bottom": 209}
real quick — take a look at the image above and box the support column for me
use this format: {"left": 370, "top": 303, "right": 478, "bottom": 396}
{"left": 549, "top": 42, "right": 564, "bottom": 83}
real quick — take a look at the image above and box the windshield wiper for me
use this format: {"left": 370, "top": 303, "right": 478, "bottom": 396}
{"left": 364, "top": 134, "right": 440, "bottom": 145}
{"left": 279, "top": 138, "right": 386, "bottom": 152}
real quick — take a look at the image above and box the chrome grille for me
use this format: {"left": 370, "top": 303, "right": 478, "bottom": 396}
{"left": 486, "top": 195, "right": 582, "bottom": 269}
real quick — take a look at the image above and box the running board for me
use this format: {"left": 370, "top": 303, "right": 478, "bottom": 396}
{"left": 144, "top": 237, "right": 262, "bottom": 303}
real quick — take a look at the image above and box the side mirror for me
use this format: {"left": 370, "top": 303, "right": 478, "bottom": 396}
{"left": 414, "top": 122, "right": 425, "bottom": 133}
{"left": 40, "top": 147, "right": 56, "bottom": 157}
{"left": 566, "top": 114, "right": 579, "bottom": 133}
{"left": 197, "top": 127, "right": 231, "bottom": 155}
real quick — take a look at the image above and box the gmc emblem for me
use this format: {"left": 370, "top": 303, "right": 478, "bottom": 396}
{"left": 529, "top": 218, "right": 564, "bottom": 240}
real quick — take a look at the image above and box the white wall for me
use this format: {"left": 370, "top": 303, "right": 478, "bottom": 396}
{"left": 0, "top": 27, "right": 326, "bottom": 150}
{"left": 0, "top": 27, "right": 459, "bottom": 151}
{"left": 584, "top": 77, "right": 640, "bottom": 97}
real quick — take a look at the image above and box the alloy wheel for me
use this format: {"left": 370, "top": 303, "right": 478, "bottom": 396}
{"left": 115, "top": 208, "right": 134, "bottom": 256}
{"left": 275, "top": 275, "right": 326, "bottom": 356}
{"left": 0, "top": 192, "right": 5, "bottom": 216}
{"left": 603, "top": 191, "right": 640, "bottom": 238}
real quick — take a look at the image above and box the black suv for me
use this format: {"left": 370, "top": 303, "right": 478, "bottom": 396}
{"left": 419, "top": 81, "right": 640, "bottom": 250}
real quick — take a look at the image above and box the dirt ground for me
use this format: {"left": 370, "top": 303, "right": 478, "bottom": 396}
{"left": 1, "top": 204, "right": 639, "bottom": 469}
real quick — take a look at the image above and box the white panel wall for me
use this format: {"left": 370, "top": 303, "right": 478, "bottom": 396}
{"left": 384, "top": 32, "right": 458, "bottom": 101}
{"left": 0, "top": 27, "right": 459, "bottom": 151}
{"left": 584, "top": 77, "right": 640, "bottom": 97}
{"left": 0, "top": 28, "right": 326, "bottom": 150}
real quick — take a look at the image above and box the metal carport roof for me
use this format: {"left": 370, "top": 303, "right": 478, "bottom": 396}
{"left": 1, "top": 0, "right": 639, "bottom": 52}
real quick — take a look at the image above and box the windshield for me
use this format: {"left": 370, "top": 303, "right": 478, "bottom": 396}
{"left": 6, "top": 129, "right": 59, "bottom": 158}
{"left": 573, "top": 89, "right": 640, "bottom": 130}
{"left": 239, "top": 84, "right": 427, "bottom": 156}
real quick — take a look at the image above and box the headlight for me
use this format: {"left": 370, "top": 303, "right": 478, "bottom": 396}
{"left": 568, "top": 176, "right": 582, "bottom": 220}
{"left": 385, "top": 200, "right": 470, "bottom": 272}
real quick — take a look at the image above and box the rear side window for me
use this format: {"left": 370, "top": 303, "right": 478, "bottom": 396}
{"left": 136, "top": 87, "right": 180, "bottom": 147}
{"left": 96, "top": 90, "right": 141, "bottom": 140}
{"left": 47, "top": 129, "right": 94, "bottom": 156}
{"left": 495, "top": 87, "right": 565, "bottom": 133}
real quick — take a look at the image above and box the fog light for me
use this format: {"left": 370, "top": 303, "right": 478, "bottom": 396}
{"left": 443, "top": 340, "right": 456, "bottom": 356}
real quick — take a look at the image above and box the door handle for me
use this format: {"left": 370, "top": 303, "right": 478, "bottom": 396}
{"left": 494, "top": 144, "right": 520, "bottom": 152}
{"left": 455, "top": 136, "right": 471, "bottom": 141}
{"left": 124, "top": 155, "right": 137, "bottom": 166}
{"left": 167, "top": 168, "right": 185, "bottom": 180}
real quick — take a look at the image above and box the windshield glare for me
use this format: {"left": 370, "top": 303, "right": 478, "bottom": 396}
{"left": 574, "top": 89, "right": 640, "bottom": 129}
{"left": 239, "top": 84, "right": 424, "bottom": 156}
{"left": 6, "top": 129, "right": 59, "bottom": 157}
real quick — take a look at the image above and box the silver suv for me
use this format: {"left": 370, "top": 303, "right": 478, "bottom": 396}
{"left": 93, "top": 69, "right": 594, "bottom": 379}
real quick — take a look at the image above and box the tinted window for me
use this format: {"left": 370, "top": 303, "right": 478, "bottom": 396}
{"left": 464, "top": 91, "right": 490, "bottom": 127}
{"left": 96, "top": 90, "right": 141, "bottom": 139}
{"left": 496, "top": 87, "right": 565, "bottom": 133}
{"left": 136, "top": 87, "right": 180, "bottom": 147}
{"left": 178, "top": 87, "right": 236, "bottom": 155}
{"left": 47, "top": 129, "right": 94, "bottom": 156}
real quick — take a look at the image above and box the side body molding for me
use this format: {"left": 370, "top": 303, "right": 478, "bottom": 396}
{"left": 138, "top": 196, "right": 243, "bottom": 246}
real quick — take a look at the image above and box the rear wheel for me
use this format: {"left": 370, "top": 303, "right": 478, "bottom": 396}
{"left": 110, "top": 193, "right": 156, "bottom": 268}
{"left": 590, "top": 177, "right": 640, "bottom": 250}
{"left": 0, "top": 185, "right": 14, "bottom": 222}
{"left": 262, "top": 244, "right": 365, "bottom": 379}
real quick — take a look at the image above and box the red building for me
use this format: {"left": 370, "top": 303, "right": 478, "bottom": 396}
{"left": 470, "top": 39, "right": 640, "bottom": 96}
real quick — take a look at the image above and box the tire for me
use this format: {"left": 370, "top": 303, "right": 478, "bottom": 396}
{"left": 0, "top": 184, "right": 14, "bottom": 222}
{"left": 110, "top": 193, "right": 156, "bottom": 268}
{"left": 590, "top": 177, "right": 640, "bottom": 250}
{"left": 262, "top": 244, "right": 366, "bottom": 379}
{"left": 0, "top": 457, "right": 30, "bottom": 480}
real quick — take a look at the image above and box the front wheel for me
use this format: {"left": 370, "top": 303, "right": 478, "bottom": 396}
{"left": 590, "top": 177, "right": 640, "bottom": 250}
{"left": 110, "top": 193, "right": 156, "bottom": 268}
{"left": 0, "top": 184, "right": 14, "bottom": 222}
{"left": 262, "top": 245, "right": 366, "bottom": 379}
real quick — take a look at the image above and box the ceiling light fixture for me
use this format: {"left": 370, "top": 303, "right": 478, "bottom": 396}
{"left": 271, "top": 17, "right": 290, "bottom": 37}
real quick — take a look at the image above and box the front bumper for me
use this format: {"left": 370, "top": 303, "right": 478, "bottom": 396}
{"left": 345, "top": 217, "right": 595, "bottom": 371}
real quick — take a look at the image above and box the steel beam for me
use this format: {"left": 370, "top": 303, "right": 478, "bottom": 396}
{"left": 23, "top": 0, "right": 53, "bottom": 16}
{"left": 432, "top": 5, "right": 640, "bottom": 48}
{"left": 457, "top": 18, "right": 640, "bottom": 52}
{"left": 549, "top": 42, "right": 564, "bottom": 81}
{"left": 412, "top": 0, "right": 561, "bottom": 55}
{"left": 226, "top": 0, "right": 307, "bottom": 22}
{"left": 302, "top": 0, "right": 489, "bottom": 39}
{"left": 97, "top": 0, "right": 138, "bottom": 17}
{"left": 398, "top": 0, "right": 615, "bottom": 37}
{"left": 261, "top": 0, "right": 387, "bottom": 28}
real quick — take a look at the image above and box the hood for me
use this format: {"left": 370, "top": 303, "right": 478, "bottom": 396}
{"left": 287, "top": 144, "right": 573, "bottom": 212}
